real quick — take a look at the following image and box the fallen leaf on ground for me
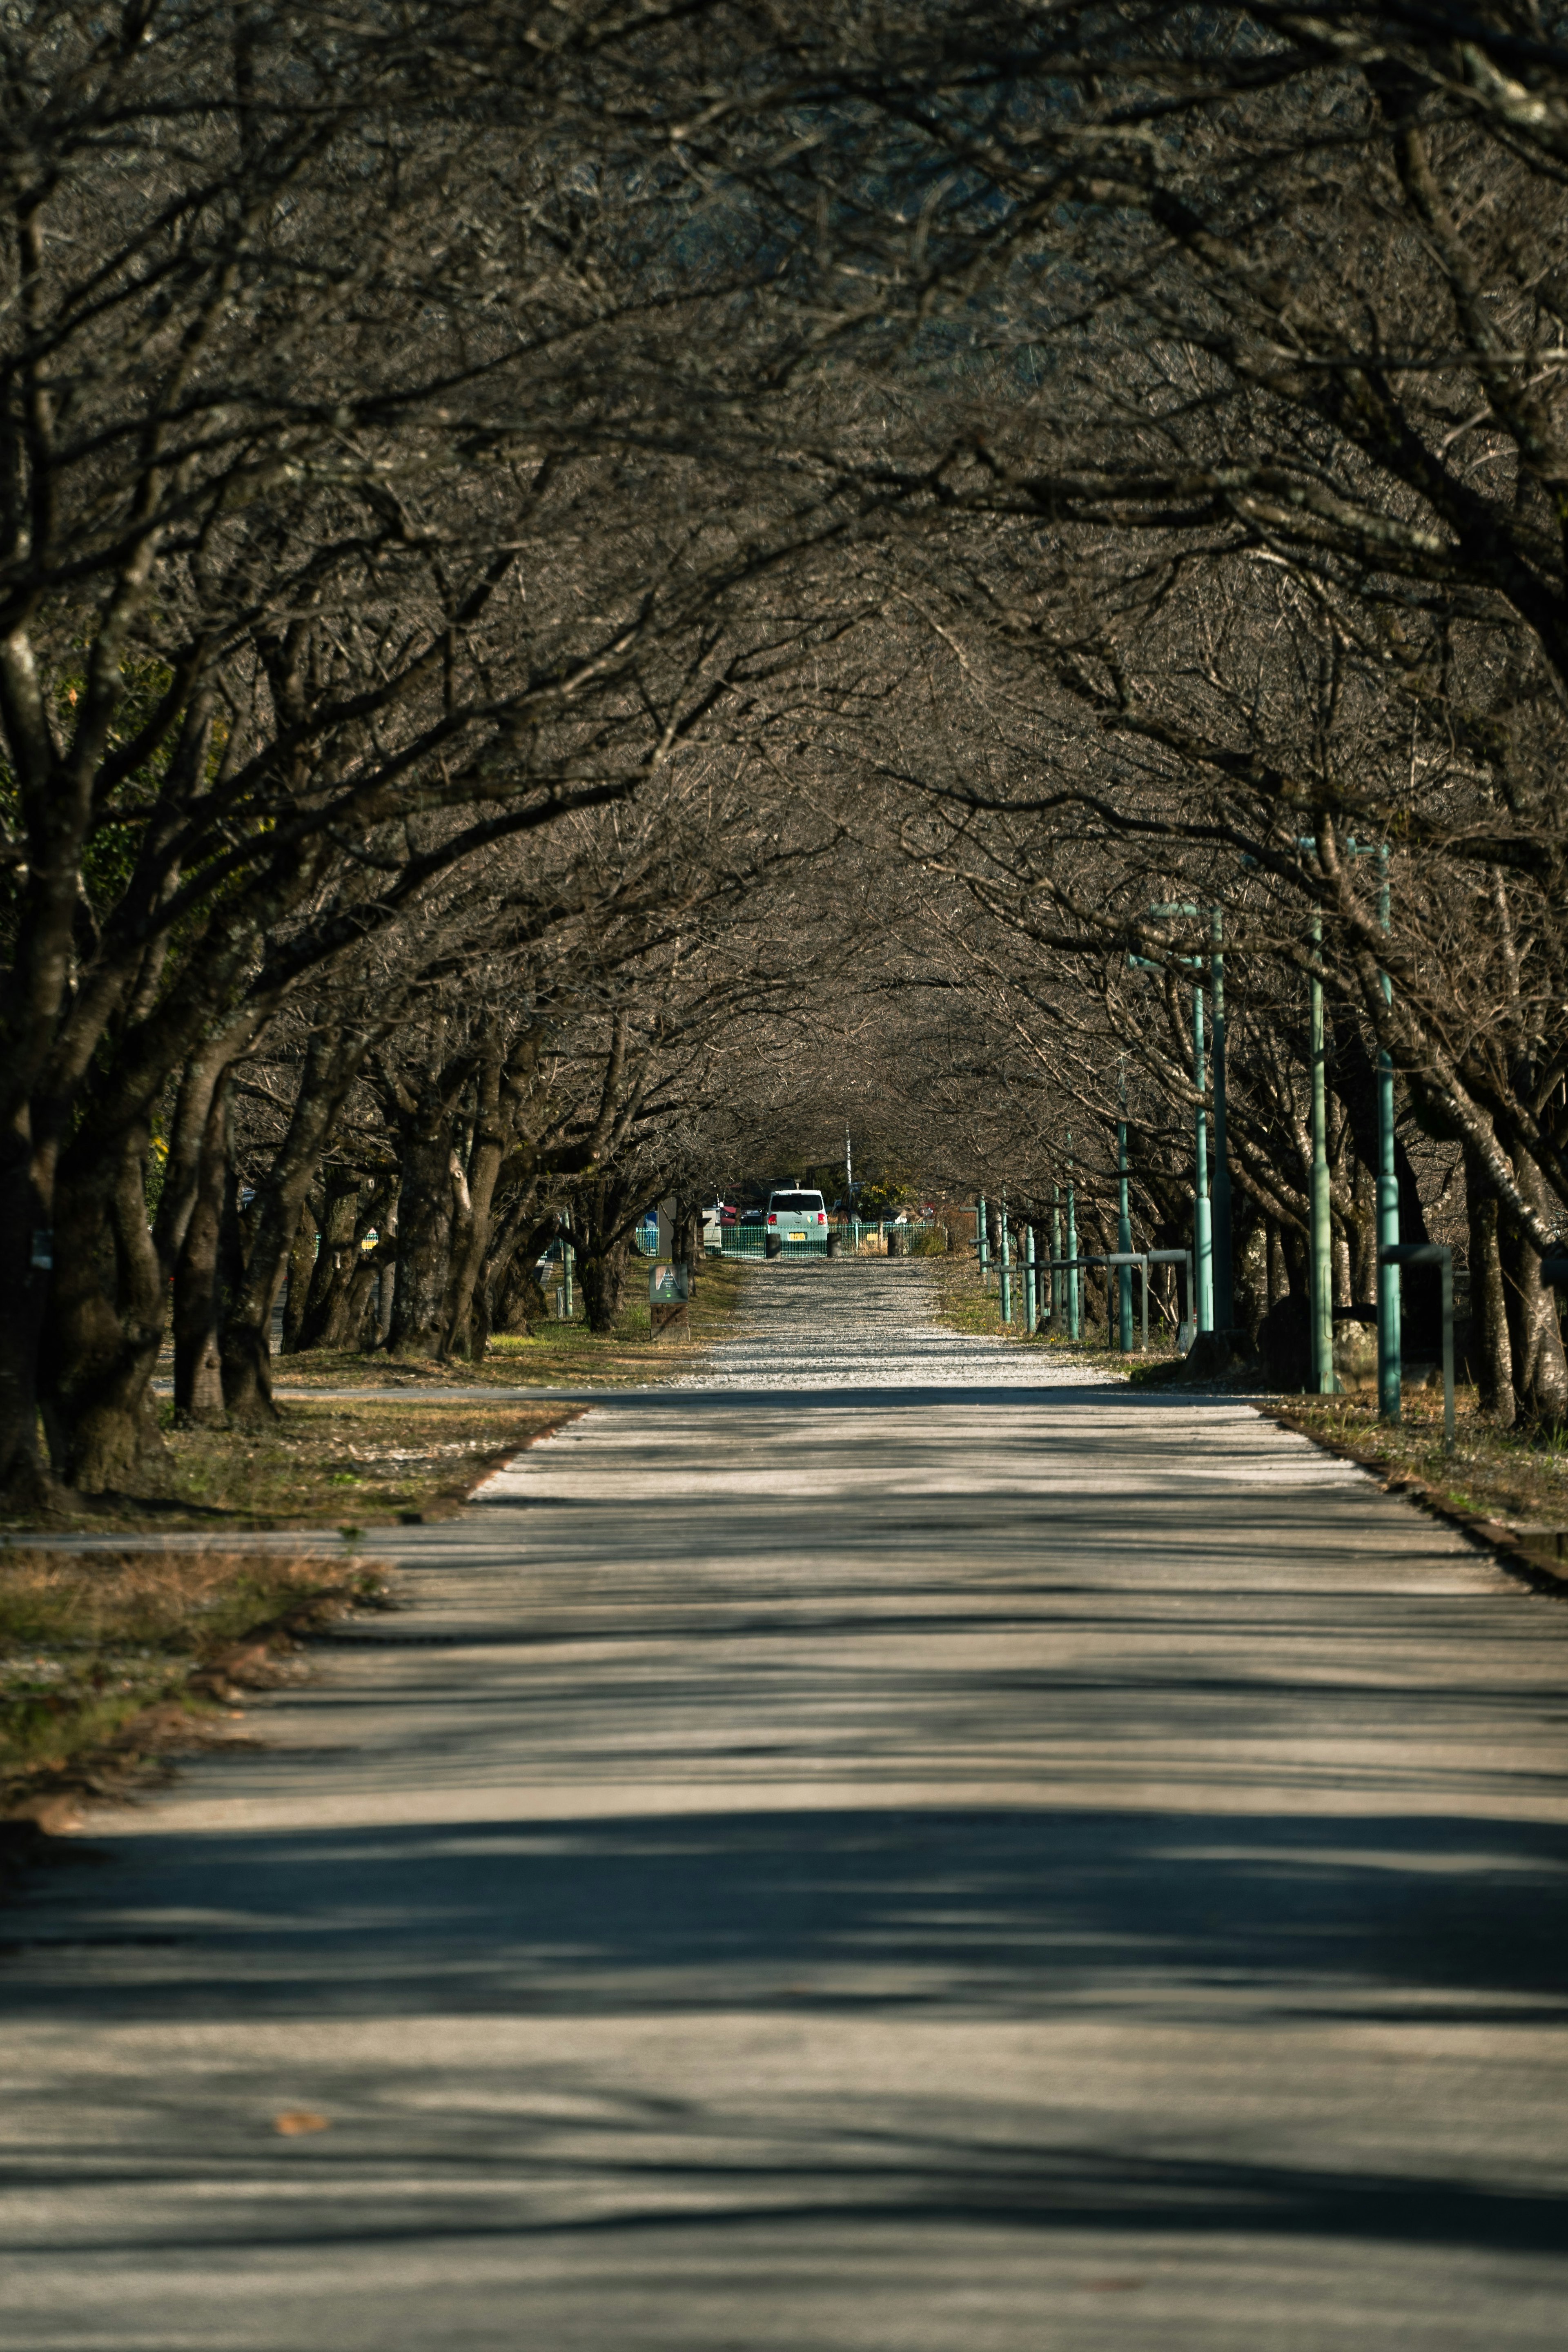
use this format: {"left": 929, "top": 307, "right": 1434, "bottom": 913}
{"left": 273, "top": 2110, "right": 330, "bottom": 2136}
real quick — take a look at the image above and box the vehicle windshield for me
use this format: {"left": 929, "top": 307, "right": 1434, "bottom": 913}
{"left": 768, "top": 1192, "right": 824, "bottom": 1210}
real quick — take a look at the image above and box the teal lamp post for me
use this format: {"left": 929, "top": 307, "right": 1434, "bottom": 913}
{"left": 1147, "top": 905, "right": 1220, "bottom": 1335}
{"left": 1345, "top": 841, "right": 1400, "bottom": 1419}
{"left": 1308, "top": 912, "right": 1335, "bottom": 1394}
{"left": 1116, "top": 1064, "right": 1134, "bottom": 1351}
{"left": 1210, "top": 911, "right": 1234, "bottom": 1330}
{"left": 977, "top": 1194, "right": 988, "bottom": 1274}
{"left": 999, "top": 1187, "right": 1013, "bottom": 1325}
{"left": 1024, "top": 1220, "right": 1038, "bottom": 1332}
{"left": 1192, "top": 978, "right": 1214, "bottom": 1333}
{"left": 1374, "top": 846, "right": 1401, "bottom": 1420}
{"left": 1051, "top": 1185, "right": 1062, "bottom": 1326}
{"left": 1066, "top": 1138, "right": 1081, "bottom": 1341}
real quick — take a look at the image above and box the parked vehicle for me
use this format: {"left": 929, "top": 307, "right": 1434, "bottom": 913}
{"left": 766, "top": 1187, "right": 828, "bottom": 1240}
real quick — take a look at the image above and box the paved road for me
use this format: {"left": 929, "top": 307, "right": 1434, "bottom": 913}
{"left": 4, "top": 1263, "right": 1568, "bottom": 2349}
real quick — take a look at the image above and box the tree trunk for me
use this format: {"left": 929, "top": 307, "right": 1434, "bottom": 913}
{"left": 281, "top": 1203, "right": 318, "bottom": 1353}
{"left": 388, "top": 1114, "right": 459, "bottom": 1356}
{"left": 172, "top": 1080, "right": 229, "bottom": 1425}
{"left": 40, "top": 1132, "right": 169, "bottom": 1492}
{"left": 221, "top": 1024, "right": 370, "bottom": 1413}
{"left": 1503, "top": 1147, "right": 1568, "bottom": 1427}
{"left": 1465, "top": 1145, "right": 1515, "bottom": 1423}
{"left": 577, "top": 1238, "right": 630, "bottom": 1334}
{"left": 673, "top": 1196, "right": 702, "bottom": 1288}
{"left": 0, "top": 1122, "right": 57, "bottom": 1508}
{"left": 298, "top": 1184, "right": 363, "bottom": 1349}
{"left": 1266, "top": 1221, "right": 1288, "bottom": 1309}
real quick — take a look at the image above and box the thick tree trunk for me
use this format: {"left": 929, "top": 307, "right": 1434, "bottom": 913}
{"left": 1503, "top": 1148, "right": 1568, "bottom": 1427}
{"left": 41, "top": 1135, "right": 168, "bottom": 1492}
{"left": 172, "top": 1081, "right": 229, "bottom": 1425}
{"left": 484, "top": 1205, "right": 553, "bottom": 1339}
{"left": 440, "top": 1115, "right": 495, "bottom": 1362}
{"left": 388, "top": 1119, "right": 459, "bottom": 1356}
{"left": 297, "top": 1184, "right": 363, "bottom": 1350}
{"left": 221, "top": 1025, "right": 370, "bottom": 1414}
{"left": 577, "top": 1239, "right": 630, "bottom": 1334}
{"left": 0, "top": 1123, "right": 57, "bottom": 1508}
{"left": 281, "top": 1204, "right": 318, "bottom": 1354}
{"left": 1465, "top": 1145, "right": 1515, "bottom": 1423}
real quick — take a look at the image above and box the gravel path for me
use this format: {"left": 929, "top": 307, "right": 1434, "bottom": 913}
{"left": 3, "top": 1260, "right": 1567, "bottom": 2350}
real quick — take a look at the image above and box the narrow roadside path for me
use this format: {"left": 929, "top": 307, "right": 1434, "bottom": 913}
{"left": 4, "top": 1261, "right": 1567, "bottom": 2350}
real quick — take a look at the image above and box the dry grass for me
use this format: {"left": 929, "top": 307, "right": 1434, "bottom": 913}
{"left": 0, "top": 1546, "right": 391, "bottom": 1823}
{"left": 270, "top": 1255, "right": 753, "bottom": 1392}
{"left": 1, "top": 1400, "right": 578, "bottom": 1537}
{"left": 930, "top": 1253, "right": 1181, "bottom": 1362}
{"left": 1273, "top": 1388, "right": 1568, "bottom": 1544}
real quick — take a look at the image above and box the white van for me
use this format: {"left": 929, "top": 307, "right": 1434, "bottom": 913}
{"left": 766, "top": 1186, "right": 828, "bottom": 1240}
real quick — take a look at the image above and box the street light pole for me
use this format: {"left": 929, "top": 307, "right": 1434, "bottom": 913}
{"left": 1193, "top": 980, "right": 1214, "bottom": 1333}
{"left": 1066, "top": 1138, "right": 1081, "bottom": 1342}
{"left": 1375, "top": 846, "right": 1401, "bottom": 1421}
{"left": 1210, "top": 910, "right": 1234, "bottom": 1331}
{"left": 1309, "top": 913, "right": 1336, "bottom": 1394}
{"left": 1116, "top": 1059, "right": 1134, "bottom": 1351}
{"left": 1051, "top": 1185, "right": 1062, "bottom": 1326}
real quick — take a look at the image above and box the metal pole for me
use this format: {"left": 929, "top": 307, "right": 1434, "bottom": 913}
{"left": 1194, "top": 982, "right": 1214, "bottom": 1332}
{"left": 1116, "top": 1060, "right": 1134, "bottom": 1352}
{"left": 1310, "top": 914, "right": 1335, "bottom": 1393}
{"left": 1066, "top": 1140, "right": 1080, "bottom": 1342}
{"left": 562, "top": 1236, "right": 574, "bottom": 1321}
{"left": 1375, "top": 847, "right": 1402, "bottom": 1423}
{"left": 1381, "top": 1245, "right": 1452, "bottom": 1453}
{"left": 1211, "top": 909, "right": 1234, "bottom": 1331}
{"left": 1051, "top": 1187, "right": 1062, "bottom": 1325}
{"left": 999, "top": 1187, "right": 1012, "bottom": 1325}
{"left": 1024, "top": 1220, "right": 1037, "bottom": 1333}
{"left": 977, "top": 1194, "right": 987, "bottom": 1274}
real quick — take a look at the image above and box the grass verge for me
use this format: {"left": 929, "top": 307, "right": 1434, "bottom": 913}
{"left": 1270, "top": 1388, "right": 1568, "bottom": 1568}
{"left": 0, "top": 1546, "right": 392, "bottom": 1833}
{"left": 2, "top": 1400, "right": 578, "bottom": 1537}
{"left": 930, "top": 1254, "right": 1185, "bottom": 1368}
{"left": 267, "top": 1255, "right": 753, "bottom": 1392}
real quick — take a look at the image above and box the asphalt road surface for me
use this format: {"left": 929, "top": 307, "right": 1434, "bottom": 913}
{"left": 4, "top": 1261, "right": 1567, "bottom": 2350}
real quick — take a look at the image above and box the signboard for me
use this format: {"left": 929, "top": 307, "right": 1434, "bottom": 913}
{"left": 649, "top": 1260, "right": 690, "bottom": 1303}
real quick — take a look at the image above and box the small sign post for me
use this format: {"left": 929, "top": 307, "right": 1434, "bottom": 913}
{"left": 649, "top": 1258, "right": 691, "bottom": 1341}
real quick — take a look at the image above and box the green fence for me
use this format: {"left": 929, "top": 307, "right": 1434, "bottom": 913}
{"left": 704, "top": 1220, "right": 940, "bottom": 1259}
